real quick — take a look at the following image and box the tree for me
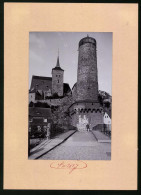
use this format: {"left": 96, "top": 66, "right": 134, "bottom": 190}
{"left": 98, "top": 94, "right": 103, "bottom": 106}
{"left": 29, "top": 101, "right": 34, "bottom": 107}
{"left": 104, "top": 101, "right": 110, "bottom": 108}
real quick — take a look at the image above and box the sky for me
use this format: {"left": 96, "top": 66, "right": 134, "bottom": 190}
{"left": 29, "top": 32, "right": 112, "bottom": 95}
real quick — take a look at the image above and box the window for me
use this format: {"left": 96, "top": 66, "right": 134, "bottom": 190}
{"left": 37, "top": 126, "right": 41, "bottom": 132}
{"left": 46, "top": 86, "right": 48, "bottom": 88}
{"left": 44, "top": 118, "right": 47, "bottom": 122}
{"left": 58, "top": 80, "right": 59, "bottom": 83}
{"left": 56, "top": 75, "right": 57, "bottom": 77}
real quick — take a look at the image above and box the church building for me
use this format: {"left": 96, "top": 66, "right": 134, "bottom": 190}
{"left": 29, "top": 55, "right": 71, "bottom": 103}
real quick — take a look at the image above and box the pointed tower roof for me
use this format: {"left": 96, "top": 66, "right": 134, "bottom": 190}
{"left": 56, "top": 56, "right": 60, "bottom": 67}
{"left": 52, "top": 52, "right": 64, "bottom": 71}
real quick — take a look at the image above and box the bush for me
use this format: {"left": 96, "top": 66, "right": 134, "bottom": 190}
{"left": 29, "top": 125, "right": 47, "bottom": 138}
{"left": 34, "top": 102, "right": 50, "bottom": 108}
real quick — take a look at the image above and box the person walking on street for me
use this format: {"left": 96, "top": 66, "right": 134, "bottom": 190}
{"left": 86, "top": 124, "right": 90, "bottom": 132}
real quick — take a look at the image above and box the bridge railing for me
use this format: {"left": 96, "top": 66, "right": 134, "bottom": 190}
{"left": 92, "top": 124, "right": 111, "bottom": 138}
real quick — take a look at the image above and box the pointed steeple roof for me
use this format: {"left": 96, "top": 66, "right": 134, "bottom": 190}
{"left": 52, "top": 51, "right": 64, "bottom": 71}
{"left": 56, "top": 56, "right": 60, "bottom": 67}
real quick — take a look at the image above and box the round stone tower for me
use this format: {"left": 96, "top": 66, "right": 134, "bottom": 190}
{"left": 77, "top": 36, "right": 98, "bottom": 102}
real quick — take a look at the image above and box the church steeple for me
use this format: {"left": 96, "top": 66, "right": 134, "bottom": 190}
{"left": 56, "top": 55, "right": 60, "bottom": 67}
{"left": 52, "top": 50, "right": 64, "bottom": 71}
{"left": 52, "top": 50, "right": 64, "bottom": 96}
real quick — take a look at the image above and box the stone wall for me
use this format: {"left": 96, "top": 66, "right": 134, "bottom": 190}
{"left": 69, "top": 101, "right": 103, "bottom": 130}
{"left": 77, "top": 37, "right": 98, "bottom": 101}
{"left": 69, "top": 102, "right": 102, "bottom": 112}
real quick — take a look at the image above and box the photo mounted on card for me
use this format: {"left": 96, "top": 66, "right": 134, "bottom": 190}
{"left": 28, "top": 32, "right": 112, "bottom": 160}
{"left": 4, "top": 3, "right": 138, "bottom": 190}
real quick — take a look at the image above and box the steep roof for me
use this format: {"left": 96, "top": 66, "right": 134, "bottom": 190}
{"left": 30, "top": 75, "right": 52, "bottom": 91}
{"left": 32, "top": 76, "right": 52, "bottom": 80}
{"left": 52, "top": 67, "right": 64, "bottom": 71}
{"left": 52, "top": 56, "right": 64, "bottom": 71}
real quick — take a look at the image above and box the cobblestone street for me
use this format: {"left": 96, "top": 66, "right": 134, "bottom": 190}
{"left": 39, "top": 131, "right": 111, "bottom": 160}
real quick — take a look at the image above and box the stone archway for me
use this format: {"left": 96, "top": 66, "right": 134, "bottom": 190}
{"left": 76, "top": 114, "right": 89, "bottom": 132}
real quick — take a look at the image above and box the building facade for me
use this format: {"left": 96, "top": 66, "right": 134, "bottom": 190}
{"left": 29, "top": 55, "right": 71, "bottom": 106}
{"left": 29, "top": 36, "right": 111, "bottom": 132}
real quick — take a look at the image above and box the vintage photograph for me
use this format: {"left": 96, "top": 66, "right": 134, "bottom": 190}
{"left": 28, "top": 32, "right": 112, "bottom": 160}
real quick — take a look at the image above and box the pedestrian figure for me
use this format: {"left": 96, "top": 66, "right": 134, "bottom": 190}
{"left": 86, "top": 124, "right": 90, "bottom": 132}
{"left": 46, "top": 123, "right": 51, "bottom": 140}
